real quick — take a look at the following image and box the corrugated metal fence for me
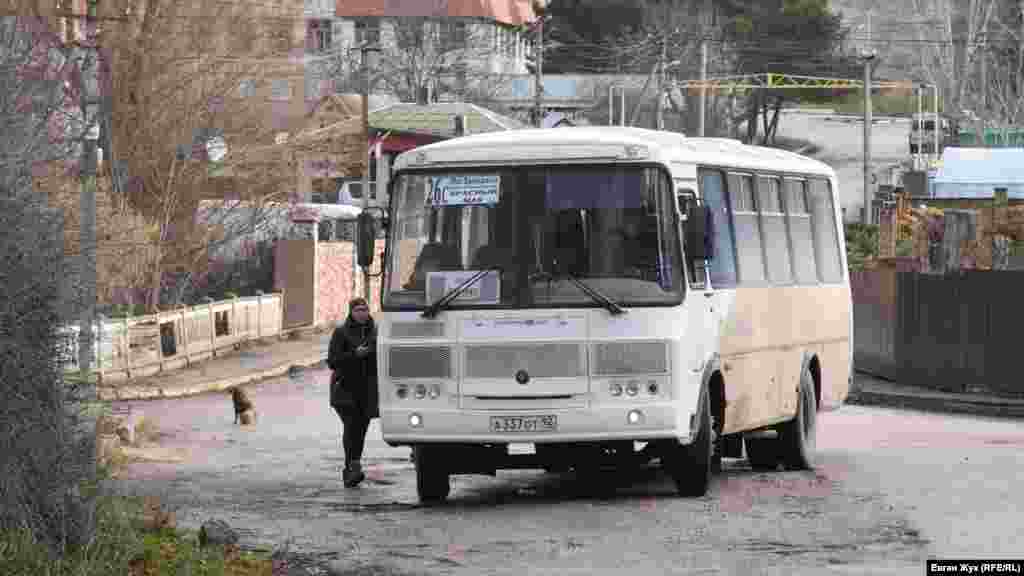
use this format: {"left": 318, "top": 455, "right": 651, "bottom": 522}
{"left": 853, "top": 266, "right": 1024, "bottom": 396}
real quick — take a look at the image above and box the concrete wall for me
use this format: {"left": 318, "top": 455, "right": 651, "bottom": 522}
{"left": 274, "top": 239, "right": 317, "bottom": 328}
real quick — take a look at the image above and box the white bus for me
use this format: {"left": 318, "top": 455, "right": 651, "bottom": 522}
{"left": 373, "top": 127, "right": 852, "bottom": 503}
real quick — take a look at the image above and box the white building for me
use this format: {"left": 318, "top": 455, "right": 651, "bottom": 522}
{"left": 303, "top": 0, "right": 532, "bottom": 102}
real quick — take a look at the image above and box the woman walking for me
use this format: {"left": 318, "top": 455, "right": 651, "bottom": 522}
{"left": 328, "top": 297, "right": 379, "bottom": 488}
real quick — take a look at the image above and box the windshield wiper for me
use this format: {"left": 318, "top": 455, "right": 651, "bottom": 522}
{"left": 421, "top": 267, "right": 501, "bottom": 319}
{"left": 530, "top": 270, "right": 626, "bottom": 316}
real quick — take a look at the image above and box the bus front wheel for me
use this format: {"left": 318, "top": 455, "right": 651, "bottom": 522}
{"left": 413, "top": 445, "right": 450, "bottom": 504}
{"left": 666, "top": 389, "right": 712, "bottom": 497}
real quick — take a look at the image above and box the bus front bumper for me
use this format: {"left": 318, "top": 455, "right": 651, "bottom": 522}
{"left": 380, "top": 403, "right": 688, "bottom": 445}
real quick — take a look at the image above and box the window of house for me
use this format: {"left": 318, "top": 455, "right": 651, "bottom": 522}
{"left": 728, "top": 173, "right": 766, "bottom": 285}
{"left": 757, "top": 175, "right": 793, "bottom": 285}
{"left": 238, "top": 78, "right": 255, "bottom": 98}
{"left": 270, "top": 79, "right": 291, "bottom": 101}
{"left": 307, "top": 19, "right": 332, "bottom": 53}
{"left": 354, "top": 18, "right": 380, "bottom": 45}
{"left": 785, "top": 178, "right": 818, "bottom": 285}
{"left": 809, "top": 178, "right": 843, "bottom": 283}
{"left": 699, "top": 169, "right": 737, "bottom": 289}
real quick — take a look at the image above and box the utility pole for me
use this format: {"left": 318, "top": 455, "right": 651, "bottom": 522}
{"left": 698, "top": 38, "right": 708, "bottom": 137}
{"left": 80, "top": 86, "right": 98, "bottom": 379}
{"left": 532, "top": 0, "right": 548, "bottom": 127}
{"left": 360, "top": 42, "right": 379, "bottom": 301}
{"left": 657, "top": 32, "right": 666, "bottom": 130}
{"left": 698, "top": 0, "right": 712, "bottom": 137}
{"left": 916, "top": 85, "right": 923, "bottom": 169}
{"left": 933, "top": 84, "right": 939, "bottom": 160}
{"left": 76, "top": 4, "right": 101, "bottom": 381}
{"left": 862, "top": 52, "right": 875, "bottom": 225}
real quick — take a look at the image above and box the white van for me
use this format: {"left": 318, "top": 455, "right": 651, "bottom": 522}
{"left": 337, "top": 180, "right": 385, "bottom": 207}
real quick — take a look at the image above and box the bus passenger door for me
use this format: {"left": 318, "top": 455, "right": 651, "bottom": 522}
{"left": 677, "top": 184, "right": 715, "bottom": 374}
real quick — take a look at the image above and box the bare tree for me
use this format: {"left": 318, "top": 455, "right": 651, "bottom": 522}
{"left": 978, "top": 0, "right": 1024, "bottom": 129}
{"left": 910, "top": 0, "right": 998, "bottom": 127}
{"left": 326, "top": 17, "right": 525, "bottom": 104}
{"left": 96, "top": 0, "right": 322, "bottom": 312}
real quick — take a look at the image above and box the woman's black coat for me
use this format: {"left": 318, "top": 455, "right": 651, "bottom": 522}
{"left": 327, "top": 316, "right": 379, "bottom": 419}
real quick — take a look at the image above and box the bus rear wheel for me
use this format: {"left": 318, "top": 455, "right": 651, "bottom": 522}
{"left": 413, "top": 445, "right": 450, "bottom": 504}
{"left": 666, "top": 389, "right": 712, "bottom": 497}
{"left": 779, "top": 369, "right": 818, "bottom": 470}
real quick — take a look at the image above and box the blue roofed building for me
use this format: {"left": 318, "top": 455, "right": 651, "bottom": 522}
{"left": 930, "top": 148, "right": 1024, "bottom": 204}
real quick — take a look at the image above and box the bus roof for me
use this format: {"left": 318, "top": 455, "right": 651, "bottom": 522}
{"left": 392, "top": 126, "right": 835, "bottom": 178}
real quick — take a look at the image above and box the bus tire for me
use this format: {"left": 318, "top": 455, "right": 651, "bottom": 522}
{"left": 779, "top": 368, "right": 818, "bottom": 470}
{"left": 668, "top": 388, "right": 712, "bottom": 497}
{"left": 413, "top": 446, "right": 450, "bottom": 504}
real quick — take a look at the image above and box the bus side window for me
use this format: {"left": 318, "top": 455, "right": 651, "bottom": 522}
{"left": 728, "top": 173, "right": 766, "bottom": 286}
{"left": 698, "top": 169, "right": 737, "bottom": 289}
{"left": 757, "top": 175, "right": 793, "bottom": 285}
{"left": 809, "top": 178, "right": 843, "bottom": 283}
{"left": 785, "top": 178, "right": 818, "bottom": 285}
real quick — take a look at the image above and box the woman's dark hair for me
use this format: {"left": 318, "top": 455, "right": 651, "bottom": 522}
{"left": 349, "top": 297, "right": 369, "bottom": 311}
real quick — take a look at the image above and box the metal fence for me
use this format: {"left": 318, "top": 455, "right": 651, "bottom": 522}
{"left": 61, "top": 293, "right": 283, "bottom": 382}
{"left": 852, "top": 267, "right": 1024, "bottom": 396}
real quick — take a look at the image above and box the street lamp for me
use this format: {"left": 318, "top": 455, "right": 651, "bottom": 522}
{"left": 860, "top": 48, "right": 876, "bottom": 225}
{"left": 358, "top": 41, "right": 382, "bottom": 300}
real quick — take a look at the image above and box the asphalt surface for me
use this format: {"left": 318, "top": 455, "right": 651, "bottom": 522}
{"left": 113, "top": 367, "right": 1024, "bottom": 575}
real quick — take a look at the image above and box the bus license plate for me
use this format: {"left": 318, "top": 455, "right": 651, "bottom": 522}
{"left": 490, "top": 415, "right": 557, "bottom": 433}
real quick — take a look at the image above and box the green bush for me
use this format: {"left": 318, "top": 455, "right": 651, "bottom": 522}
{"left": 0, "top": 492, "right": 275, "bottom": 576}
{"left": 845, "top": 222, "right": 879, "bottom": 271}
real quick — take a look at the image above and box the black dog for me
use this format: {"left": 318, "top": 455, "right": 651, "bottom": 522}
{"left": 229, "top": 387, "right": 255, "bottom": 425}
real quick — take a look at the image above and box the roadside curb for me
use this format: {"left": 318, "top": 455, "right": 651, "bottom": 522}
{"left": 99, "top": 355, "right": 328, "bottom": 402}
{"left": 846, "top": 390, "right": 1024, "bottom": 420}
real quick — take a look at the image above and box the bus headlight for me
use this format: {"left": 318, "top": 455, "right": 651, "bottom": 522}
{"left": 647, "top": 380, "right": 659, "bottom": 395}
{"left": 409, "top": 413, "right": 423, "bottom": 427}
{"left": 396, "top": 385, "right": 409, "bottom": 399}
{"left": 609, "top": 382, "right": 623, "bottom": 396}
{"left": 428, "top": 384, "right": 441, "bottom": 399}
{"left": 414, "top": 384, "right": 427, "bottom": 399}
{"left": 626, "top": 380, "right": 640, "bottom": 396}
{"left": 627, "top": 410, "right": 643, "bottom": 424}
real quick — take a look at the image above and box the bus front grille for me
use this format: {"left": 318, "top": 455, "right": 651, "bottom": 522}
{"left": 464, "top": 343, "right": 585, "bottom": 380}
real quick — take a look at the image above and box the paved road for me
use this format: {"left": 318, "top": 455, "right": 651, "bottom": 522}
{"left": 116, "top": 368, "right": 1024, "bottom": 575}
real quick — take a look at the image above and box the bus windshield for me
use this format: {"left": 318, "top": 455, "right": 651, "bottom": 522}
{"left": 383, "top": 165, "right": 685, "bottom": 311}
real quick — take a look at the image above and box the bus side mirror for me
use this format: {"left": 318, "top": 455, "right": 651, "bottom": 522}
{"left": 356, "top": 211, "right": 377, "bottom": 268}
{"left": 686, "top": 204, "right": 713, "bottom": 263}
